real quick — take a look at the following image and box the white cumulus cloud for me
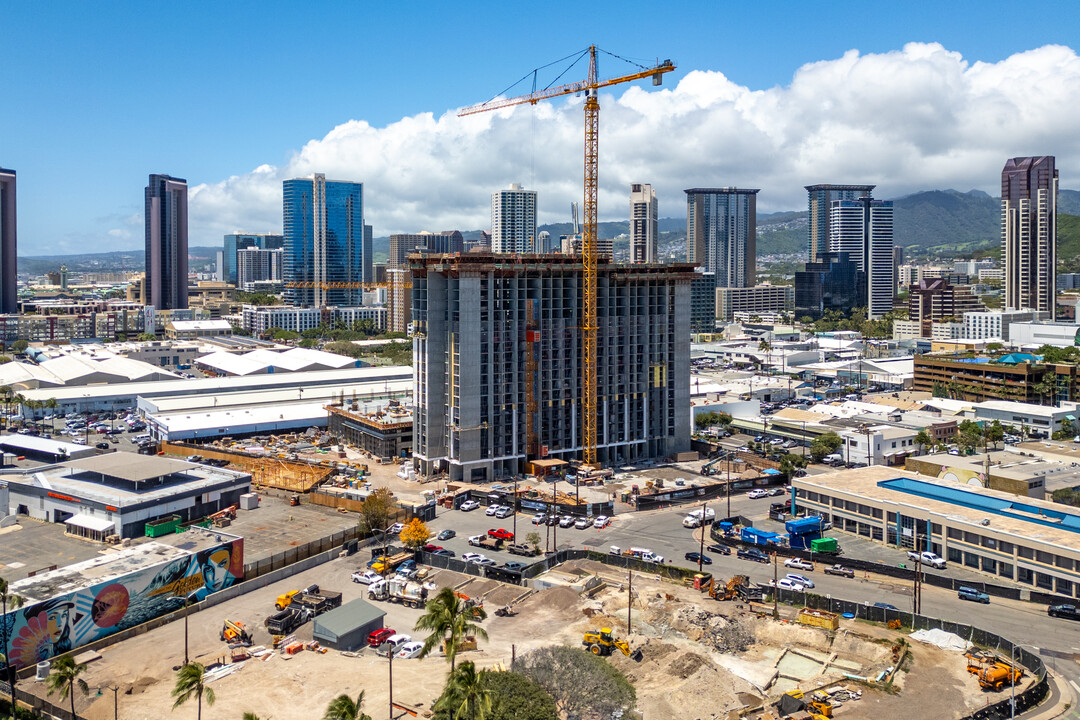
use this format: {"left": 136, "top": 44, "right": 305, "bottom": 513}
{"left": 188, "top": 42, "right": 1080, "bottom": 242}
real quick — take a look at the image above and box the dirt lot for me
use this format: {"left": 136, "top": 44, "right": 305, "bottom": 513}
{"left": 30, "top": 555, "right": 1012, "bottom": 720}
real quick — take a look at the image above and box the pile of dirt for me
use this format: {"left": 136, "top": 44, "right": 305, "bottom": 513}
{"left": 523, "top": 585, "right": 581, "bottom": 615}
{"left": 668, "top": 651, "right": 710, "bottom": 679}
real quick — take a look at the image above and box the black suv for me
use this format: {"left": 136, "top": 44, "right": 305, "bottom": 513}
{"left": 1048, "top": 604, "right": 1080, "bottom": 621}
{"left": 737, "top": 547, "right": 769, "bottom": 564}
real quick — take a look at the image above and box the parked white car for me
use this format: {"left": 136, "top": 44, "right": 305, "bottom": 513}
{"left": 387, "top": 523, "right": 405, "bottom": 535}
{"left": 771, "top": 577, "right": 806, "bottom": 591}
{"left": 747, "top": 489, "right": 769, "bottom": 499}
{"left": 396, "top": 641, "right": 425, "bottom": 659}
{"left": 783, "top": 558, "right": 814, "bottom": 571}
{"left": 351, "top": 569, "right": 382, "bottom": 585}
{"left": 785, "top": 573, "right": 815, "bottom": 589}
{"left": 574, "top": 517, "right": 592, "bottom": 529}
{"left": 593, "top": 515, "right": 611, "bottom": 529}
{"left": 383, "top": 633, "right": 412, "bottom": 653}
{"left": 460, "top": 500, "right": 480, "bottom": 512}
{"left": 907, "top": 550, "right": 947, "bottom": 569}
{"left": 485, "top": 504, "right": 502, "bottom": 516}
{"left": 531, "top": 513, "right": 546, "bottom": 525}
{"left": 461, "top": 552, "right": 484, "bottom": 563}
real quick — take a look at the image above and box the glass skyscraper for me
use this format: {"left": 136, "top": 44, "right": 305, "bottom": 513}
{"left": 804, "top": 184, "right": 875, "bottom": 263}
{"left": 0, "top": 168, "right": 16, "bottom": 314}
{"left": 145, "top": 173, "right": 188, "bottom": 310}
{"left": 1002, "top": 156, "right": 1058, "bottom": 314}
{"left": 829, "top": 197, "right": 894, "bottom": 320}
{"left": 685, "top": 187, "right": 758, "bottom": 288}
{"left": 283, "top": 174, "right": 366, "bottom": 307}
{"left": 223, "top": 233, "right": 283, "bottom": 284}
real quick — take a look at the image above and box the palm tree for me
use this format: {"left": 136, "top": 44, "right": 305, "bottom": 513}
{"left": 46, "top": 397, "right": 58, "bottom": 434}
{"left": 414, "top": 587, "right": 489, "bottom": 670}
{"left": 1, "top": 578, "right": 25, "bottom": 708}
{"left": 432, "top": 662, "right": 492, "bottom": 720}
{"left": 172, "top": 662, "right": 216, "bottom": 720}
{"left": 322, "top": 691, "right": 371, "bottom": 720}
{"left": 758, "top": 339, "right": 772, "bottom": 376}
{"left": 46, "top": 656, "right": 89, "bottom": 720}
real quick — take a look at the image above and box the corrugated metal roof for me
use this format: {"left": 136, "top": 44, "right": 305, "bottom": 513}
{"left": 313, "top": 599, "right": 386, "bottom": 640}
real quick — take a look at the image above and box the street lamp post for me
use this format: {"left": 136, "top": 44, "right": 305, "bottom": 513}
{"left": 1010, "top": 642, "right": 1040, "bottom": 719}
{"left": 182, "top": 591, "right": 199, "bottom": 665}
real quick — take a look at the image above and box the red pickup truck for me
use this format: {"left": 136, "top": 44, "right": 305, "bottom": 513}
{"left": 488, "top": 528, "right": 514, "bottom": 541}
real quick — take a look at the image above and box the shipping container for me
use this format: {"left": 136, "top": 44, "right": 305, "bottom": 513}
{"left": 809, "top": 537, "right": 839, "bottom": 554}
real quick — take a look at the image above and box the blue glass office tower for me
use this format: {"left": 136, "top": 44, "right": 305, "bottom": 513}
{"left": 0, "top": 168, "right": 16, "bottom": 314}
{"left": 223, "top": 233, "right": 284, "bottom": 283}
{"left": 283, "top": 174, "right": 366, "bottom": 307}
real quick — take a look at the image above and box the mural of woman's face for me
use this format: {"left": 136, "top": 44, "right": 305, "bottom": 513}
{"left": 202, "top": 549, "right": 231, "bottom": 592}
{"left": 46, "top": 605, "right": 71, "bottom": 641}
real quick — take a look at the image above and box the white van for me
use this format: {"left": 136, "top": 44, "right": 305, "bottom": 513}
{"left": 823, "top": 453, "right": 844, "bottom": 465}
{"left": 134, "top": 433, "right": 151, "bottom": 443}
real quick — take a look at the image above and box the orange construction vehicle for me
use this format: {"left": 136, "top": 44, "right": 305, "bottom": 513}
{"left": 965, "top": 650, "right": 1023, "bottom": 691}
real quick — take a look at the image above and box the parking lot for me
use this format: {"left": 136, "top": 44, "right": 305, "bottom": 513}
{"left": 31, "top": 552, "right": 536, "bottom": 720}
{"left": 0, "top": 519, "right": 120, "bottom": 583}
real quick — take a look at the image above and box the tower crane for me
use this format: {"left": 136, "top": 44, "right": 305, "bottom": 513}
{"left": 459, "top": 46, "right": 674, "bottom": 467}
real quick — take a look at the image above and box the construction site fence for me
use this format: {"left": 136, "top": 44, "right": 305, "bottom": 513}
{"left": 160, "top": 440, "right": 334, "bottom": 492}
{"left": 243, "top": 526, "right": 366, "bottom": 580}
{"left": 771, "top": 588, "right": 1050, "bottom": 720}
{"left": 633, "top": 480, "right": 757, "bottom": 512}
{"left": 460, "top": 488, "right": 614, "bottom": 518}
{"left": 710, "top": 524, "right": 1077, "bottom": 607}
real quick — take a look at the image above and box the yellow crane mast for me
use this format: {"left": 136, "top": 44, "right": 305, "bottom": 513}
{"left": 459, "top": 46, "right": 674, "bottom": 467}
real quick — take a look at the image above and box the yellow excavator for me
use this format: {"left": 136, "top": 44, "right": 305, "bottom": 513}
{"left": 582, "top": 628, "right": 643, "bottom": 662}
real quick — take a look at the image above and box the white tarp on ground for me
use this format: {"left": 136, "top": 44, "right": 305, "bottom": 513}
{"left": 910, "top": 628, "right": 971, "bottom": 652}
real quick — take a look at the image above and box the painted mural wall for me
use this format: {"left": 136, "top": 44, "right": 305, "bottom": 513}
{"left": 1, "top": 537, "right": 243, "bottom": 671}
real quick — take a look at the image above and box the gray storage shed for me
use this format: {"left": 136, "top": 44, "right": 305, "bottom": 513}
{"left": 312, "top": 598, "right": 387, "bottom": 651}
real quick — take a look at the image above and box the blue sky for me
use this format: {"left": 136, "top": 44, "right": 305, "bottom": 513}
{"left": 2, "top": 1, "right": 1079, "bottom": 255}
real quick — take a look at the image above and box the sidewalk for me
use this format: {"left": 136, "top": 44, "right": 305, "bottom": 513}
{"left": 1022, "top": 669, "right": 1080, "bottom": 720}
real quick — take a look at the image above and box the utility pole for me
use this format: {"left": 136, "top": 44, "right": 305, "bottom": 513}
{"left": 627, "top": 569, "right": 633, "bottom": 636}
{"left": 726, "top": 454, "right": 732, "bottom": 521}
{"left": 512, "top": 475, "right": 518, "bottom": 542}
{"left": 698, "top": 502, "right": 707, "bottom": 572}
{"left": 545, "top": 501, "right": 551, "bottom": 554}
{"left": 913, "top": 555, "right": 922, "bottom": 615}
{"left": 772, "top": 552, "right": 779, "bottom": 618}
{"left": 388, "top": 648, "right": 394, "bottom": 720}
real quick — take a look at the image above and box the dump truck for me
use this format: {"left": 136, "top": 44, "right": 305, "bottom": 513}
{"left": 275, "top": 584, "right": 320, "bottom": 611}
{"left": 710, "top": 575, "right": 763, "bottom": 602}
{"left": 370, "top": 552, "right": 413, "bottom": 574}
{"left": 965, "top": 650, "right": 1023, "bottom": 691}
{"left": 292, "top": 588, "right": 342, "bottom": 616}
{"left": 220, "top": 619, "right": 252, "bottom": 644}
{"left": 582, "top": 628, "right": 643, "bottom": 662}
{"left": 264, "top": 607, "right": 310, "bottom": 635}
{"left": 367, "top": 577, "right": 436, "bottom": 609}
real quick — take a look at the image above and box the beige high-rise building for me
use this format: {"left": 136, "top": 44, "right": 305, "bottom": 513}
{"left": 1002, "top": 156, "right": 1058, "bottom": 314}
{"left": 630, "top": 183, "right": 658, "bottom": 263}
{"left": 387, "top": 268, "right": 412, "bottom": 334}
{"left": 491, "top": 183, "right": 537, "bottom": 254}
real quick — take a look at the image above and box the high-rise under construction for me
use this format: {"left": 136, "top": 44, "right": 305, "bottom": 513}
{"left": 411, "top": 253, "right": 694, "bottom": 483}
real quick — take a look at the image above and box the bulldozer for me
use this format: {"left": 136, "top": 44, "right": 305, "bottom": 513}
{"left": 965, "top": 650, "right": 1023, "bottom": 691}
{"left": 582, "top": 628, "right": 643, "bottom": 662}
{"left": 220, "top": 618, "right": 252, "bottom": 644}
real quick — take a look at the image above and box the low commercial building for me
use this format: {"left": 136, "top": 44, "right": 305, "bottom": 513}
{"left": 962, "top": 310, "right": 1048, "bottom": 342}
{"left": 138, "top": 372, "right": 413, "bottom": 442}
{"left": 913, "top": 353, "right": 1063, "bottom": 404}
{"left": 3, "top": 531, "right": 244, "bottom": 669}
{"left": 836, "top": 424, "right": 919, "bottom": 467}
{"left": 17, "top": 366, "right": 412, "bottom": 415}
{"left": 715, "top": 284, "right": 793, "bottom": 322}
{"left": 972, "top": 400, "right": 1080, "bottom": 439}
{"left": 1010, "top": 322, "right": 1080, "bottom": 348}
{"left": 0, "top": 434, "right": 97, "bottom": 463}
{"left": 165, "top": 319, "right": 233, "bottom": 339}
{"left": 794, "top": 467, "right": 1080, "bottom": 597}
{"left": 2, "top": 453, "right": 251, "bottom": 539}
{"left": 327, "top": 401, "right": 413, "bottom": 459}
{"left": 905, "top": 450, "right": 1062, "bottom": 498}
